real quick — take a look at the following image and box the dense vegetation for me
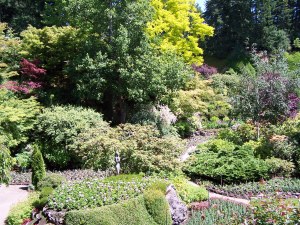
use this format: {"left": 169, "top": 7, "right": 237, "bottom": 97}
{"left": 1, "top": 0, "right": 300, "bottom": 224}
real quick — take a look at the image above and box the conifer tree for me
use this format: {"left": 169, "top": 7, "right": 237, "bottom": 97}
{"left": 31, "top": 144, "right": 46, "bottom": 188}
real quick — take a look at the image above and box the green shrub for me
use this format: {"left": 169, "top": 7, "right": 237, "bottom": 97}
{"left": 77, "top": 123, "right": 185, "bottom": 173}
{"left": 37, "top": 173, "right": 66, "bottom": 190}
{"left": 265, "top": 157, "right": 295, "bottom": 177}
{"left": 146, "top": 180, "right": 170, "bottom": 193}
{"left": 31, "top": 144, "right": 46, "bottom": 188}
{"left": 65, "top": 196, "right": 158, "bottom": 225}
{"left": 0, "top": 136, "right": 13, "bottom": 184}
{"left": 35, "top": 105, "right": 108, "bottom": 169}
{"left": 184, "top": 139, "right": 270, "bottom": 183}
{"left": 34, "top": 187, "right": 54, "bottom": 209}
{"left": 144, "top": 189, "right": 172, "bottom": 225}
{"left": 6, "top": 192, "right": 39, "bottom": 225}
{"left": 14, "top": 151, "right": 31, "bottom": 172}
{"left": 171, "top": 177, "right": 208, "bottom": 204}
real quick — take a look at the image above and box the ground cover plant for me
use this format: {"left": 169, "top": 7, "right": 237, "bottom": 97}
{"left": 207, "top": 178, "right": 300, "bottom": 200}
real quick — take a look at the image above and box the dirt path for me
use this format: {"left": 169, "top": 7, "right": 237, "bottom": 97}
{"left": 0, "top": 185, "right": 29, "bottom": 225}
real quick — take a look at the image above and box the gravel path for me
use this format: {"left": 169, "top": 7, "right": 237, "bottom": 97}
{"left": 0, "top": 185, "right": 29, "bottom": 225}
{"left": 180, "top": 132, "right": 215, "bottom": 162}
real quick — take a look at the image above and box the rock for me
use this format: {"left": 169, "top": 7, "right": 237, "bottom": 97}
{"left": 166, "top": 185, "right": 188, "bottom": 225}
{"left": 43, "top": 208, "right": 67, "bottom": 225}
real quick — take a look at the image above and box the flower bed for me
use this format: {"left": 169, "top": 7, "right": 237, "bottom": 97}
{"left": 48, "top": 177, "right": 164, "bottom": 210}
{"left": 207, "top": 178, "right": 300, "bottom": 200}
{"left": 187, "top": 199, "right": 249, "bottom": 225}
{"left": 10, "top": 169, "right": 110, "bottom": 185}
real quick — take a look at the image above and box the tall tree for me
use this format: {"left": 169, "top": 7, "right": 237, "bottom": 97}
{"left": 146, "top": 0, "right": 214, "bottom": 65}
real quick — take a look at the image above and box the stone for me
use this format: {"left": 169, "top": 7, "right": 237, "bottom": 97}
{"left": 43, "top": 207, "right": 67, "bottom": 225}
{"left": 165, "top": 184, "right": 188, "bottom": 225}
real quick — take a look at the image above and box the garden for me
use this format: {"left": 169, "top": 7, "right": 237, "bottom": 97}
{"left": 1, "top": 0, "right": 300, "bottom": 224}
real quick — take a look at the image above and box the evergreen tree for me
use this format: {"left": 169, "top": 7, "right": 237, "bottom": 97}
{"left": 31, "top": 144, "right": 46, "bottom": 188}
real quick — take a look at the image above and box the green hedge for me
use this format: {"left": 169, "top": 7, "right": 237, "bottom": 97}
{"left": 65, "top": 192, "right": 172, "bottom": 225}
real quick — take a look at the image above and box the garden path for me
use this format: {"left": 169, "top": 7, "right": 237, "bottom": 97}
{"left": 180, "top": 131, "right": 216, "bottom": 162}
{"left": 0, "top": 185, "right": 28, "bottom": 225}
{"left": 187, "top": 181, "right": 250, "bottom": 205}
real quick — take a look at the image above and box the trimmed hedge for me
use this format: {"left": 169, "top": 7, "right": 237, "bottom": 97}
{"left": 65, "top": 196, "right": 158, "bottom": 225}
{"left": 144, "top": 190, "right": 172, "bottom": 225}
{"left": 65, "top": 190, "right": 172, "bottom": 225}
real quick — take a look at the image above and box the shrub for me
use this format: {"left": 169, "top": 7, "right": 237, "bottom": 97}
{"left": 34, "top": 187, "right": 54, "bottom": 209}
{"left": 6, "top": 192, "right": 39, "bottom": 225}
{"left": 265, "top": 157, "right": 295, "bottom": 177}
{"left": 144, "top": 189, "right": 172, "bottom": 225}
{"left": 76, "top": 123, "right": 185, "bottom": 173}
{"left": 37, "top": 173, "right": 66, "bottom": 190}
{"left": 14, "top": 150, "right": 31, "bottom": 172}
{"left": 35, "top": 105, "right": 109, "bottom": 169}
{"left": 31, "top": 144, "right": 46, "bottom": 188}
{"left": 171, "top": 177, "right": 208, "bottom": 204}
{"left": 192, "top": 64, "right": 218, "bottom": 79}
{"left": 0, "top": 136, "right": 13, "bottom": 184}
{"left": 65, "top": 196, "right": 158, "bottom": 225}
{"left": 184, "top": 139, "right": 270, "bottom": 183}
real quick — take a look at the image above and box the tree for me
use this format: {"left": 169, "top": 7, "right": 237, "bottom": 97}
{"left": 232, "top": 51, "right": 300, "bottom": 138}
{"left": 26, "top": 0, "right": 193, "bottom": 123}
{"left": 146, "top": 0, "right": 214, "bottom": 65}
{"left": 0, "top": 89, "right": 41, "bottom": 147}
{"left": 0, "top": 136, "right": 13, "bottom": 185}
{"left": 31, "top": 144, "right": 46, "bottom": 188}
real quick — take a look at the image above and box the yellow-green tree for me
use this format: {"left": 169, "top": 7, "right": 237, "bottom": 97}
{"left": 146, "top": 0, "right": 214, "bottom": 65}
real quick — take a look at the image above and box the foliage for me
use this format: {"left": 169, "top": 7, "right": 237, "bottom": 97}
{"left": 146, "top": 0, "right": 214, "bottom": 65}
{"left": 130, "top": 104, "right": 178, "bottom": 136}
{"left": 166, "top": 75, "right": 230, "bottom": 136}
{"left": 0, "top": 136, "right": 13, "bottom": 184}
{"left": 64, "top": 196, "right": 159, "bottom": 225}
{"left": 14, "top": 150, "right": 31, "bottom": 172}
{"left": 34, "top": 186, "right": 54, "bottom": 209}
{"left": 76, "top": 123, "right": 185, "bottom": 173}
{"left": 207, "top": 178, "right": 300, "bottom": 200}
{"left": 294, "top": 38, "right": 300, "bottom": 49}
{"left": 31, "top": 144, "right": 46, "bottom": 188}
{"left": 248, "top": 197, "right": 300, "bottom": 224}
{"left": 232, "top": 51, "right": 300, "bottom": 130}
{"left": 48, "top": 177, "right": 163, "bottom": 210}
{"left": 6, "top": 192, "right": 39, "bottom": 225}
{"left": 192, "top": 64, "right": 218, "bottom": 79}
{"left": 37, "top": 173, "right": 66, "bottom": 190}
{"left": 286, "top": 51, "right": 300, "bottom": 72}
{"left": 184, "top": 139, "right": 270, "bottom": 183}
{"left": 171, "top": 177, "right": 208, "bottom": 204}
{"left": 261, "top": 27, "right": 291, "bottom": 53}
{"left": 265, "top": 157, "right": 295, "bottom": 177}
{"left": 143, "top": 189, "right": 172, "bottom": 225}
{"left": 0, "top": 89, "right": 40, "bottom": 147}
{"left": 35, "top": 105, "right": 108, "bottom": 169}
{"left": 187, "top": 199, "right": 249, "bottom": 225}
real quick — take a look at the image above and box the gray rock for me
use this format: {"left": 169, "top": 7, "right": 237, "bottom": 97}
{"left": 43, "top": 207, "right": 67, "bottom": 225}
{"left": 166, "top": 184, "right": 188, "bottom": 225}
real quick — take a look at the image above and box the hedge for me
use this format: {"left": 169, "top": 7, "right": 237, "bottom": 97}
{"left": 65, "top": 192, "right": 172, "bottom": 225}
